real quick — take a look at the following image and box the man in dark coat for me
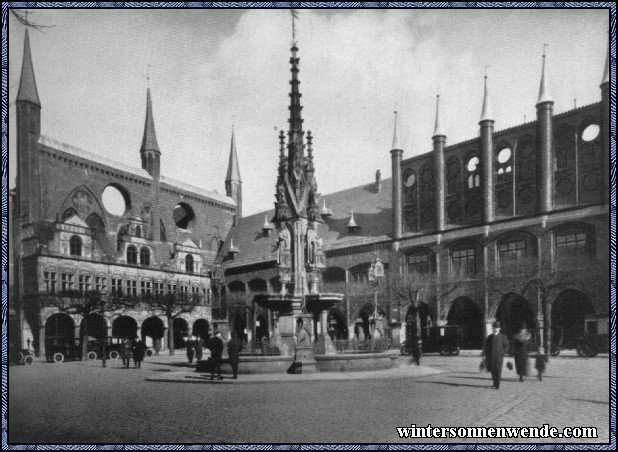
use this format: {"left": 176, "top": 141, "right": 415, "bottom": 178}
{"left": 132, "top": 338, "right": 145, "bottom": 369}
{"left": 227, "top": 331, "right": 243, "bottom": 379}
{"left": 513, "top": 323, "right": 531, "bottom": 382}
{"left": 483, "top": 321, "right": 510, "bottom": 389}
{"left": 209, "top": 333, "right": 224, "bottom": 380}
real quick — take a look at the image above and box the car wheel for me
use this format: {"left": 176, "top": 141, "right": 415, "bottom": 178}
{"left": 24, "top": 355, "right": 34, "bottom": 365}
{"left": 550, "top": 347, "right": 560, "bottom": 357}
{"left": 145, "top": 348, "right": 154, "bottom": 358}
{"left": 400, "top": 345, "right": 411, "bottom": 356}
{"left": 440, "top": 347, "right": 449, "bottom": 356}
{"left": 87, "top": 351, "right": 97, "bottom": 360}
{"left": 53, "top": 352, "right": 65, "bottom": 364}
{"left": 18, "top": 351, "right": 25, "bottom": 365}
{"left": 109, "top": 350, "right": 120, "bottom": 360}
{"left": 451, "top": 348, "right": 460, "bottom": 356}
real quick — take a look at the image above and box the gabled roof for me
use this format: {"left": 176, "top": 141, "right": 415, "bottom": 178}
{"left": 218, "top": 178, "right": 393, "bottom": 268}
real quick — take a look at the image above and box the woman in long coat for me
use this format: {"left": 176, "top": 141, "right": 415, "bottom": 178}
{"left": 513, "top": 323, "right": 531, "bottom": 381}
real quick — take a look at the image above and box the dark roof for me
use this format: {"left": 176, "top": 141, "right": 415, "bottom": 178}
{"left": 16, "top": 30, "right": 40, "bottom": 106}
{"left": 219, "top": 178, "right": 393, "bottom": 269}
{"left": 140, "top": 89, "right": 160, "bottom": 154}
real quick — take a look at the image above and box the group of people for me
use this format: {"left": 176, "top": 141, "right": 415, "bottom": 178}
{"left": 189, "top": 331, "right": 243, "bottom": 380}
{"left": 121, "top": 337, "right": 146, "bottom": 369}
{"left": 482, "top": 321, "right": 547, "bottom": 389}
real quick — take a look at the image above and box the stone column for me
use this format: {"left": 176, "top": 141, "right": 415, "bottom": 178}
{"left": 391, "top": 148, "right": 403, "bottom": 247}
{"left": 480, "top": 118, "right": 495, "bottom": 223}
{"left": 537, "top": 100, "right": 554, "bottom": 213}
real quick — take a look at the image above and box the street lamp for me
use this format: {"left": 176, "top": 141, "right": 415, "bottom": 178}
{"left": 368, "top": 258, "right": 385, "bottom": 337}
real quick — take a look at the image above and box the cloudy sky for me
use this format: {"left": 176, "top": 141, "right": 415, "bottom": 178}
{"left": 8, "top": 7, "right": 609, "bottom": 216}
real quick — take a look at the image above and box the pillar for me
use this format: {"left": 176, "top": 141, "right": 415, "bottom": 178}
{"left": 391, "top": 148, "right": 403, "bottom": 244}
{"left": 480, "top": 119, "right": 495, "bottom": 223}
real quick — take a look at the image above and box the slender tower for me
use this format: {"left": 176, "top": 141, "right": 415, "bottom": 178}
{"left": 16, "top": 30, "right": 42, "bottom": 222}
{"left": 391, "top": 111, "right": 403, "bottom": 249}
{"left": 536, "top": 47, "right": 554, "bottom": 213}
{"left": 432, "top": 95, "right": 446, "bottom": 231}
{"left": 479, "top": 71, "right": 495, "bottom": 224}
{"left": 225, "top": 127, "right": 242, "bottom": 219}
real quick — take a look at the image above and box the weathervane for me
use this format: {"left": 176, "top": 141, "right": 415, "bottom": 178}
{"left": 291, "top": 9, "right": 299, "bottom": 45}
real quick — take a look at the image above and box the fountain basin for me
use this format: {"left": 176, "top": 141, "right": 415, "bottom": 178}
{"left": 314, "top": 353, "right": 399, "bottom": 372}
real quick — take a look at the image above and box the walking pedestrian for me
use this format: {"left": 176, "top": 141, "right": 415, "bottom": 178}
{"left": 535, "top": 348, "right": 547, "bottom": 381}
{"left": 121, "top": 337, "right": 132, "bottom": 369}
{"left": 513, "top": 323, "right": 531, "bottom": 382}
{"left": 482, "top": 321, "right": 510, "bottom": 389}
{"left": 195, "top": 336, "right": 203, "bottom": 362}
{"left": 228, "top": 331, "right": 243, "bottom": 379}
{"left": 209, "top": 332, "right": 224, "bottom": 380}
{"left": 132, "top": 338, "right": 145, "bottom": 369}
{"left": 186, "top": 336, "right": 195, "bottom": 364}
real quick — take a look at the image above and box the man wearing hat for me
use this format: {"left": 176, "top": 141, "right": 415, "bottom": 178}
{"left": 482, "top": 321, "right": 510, "bottom": 389}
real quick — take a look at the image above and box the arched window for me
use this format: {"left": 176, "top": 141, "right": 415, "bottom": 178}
{"left": 135, "top": 225, "right": 142, "bottom": 238}
{"left": 140, "top": 247, "right": 150, "bottom": 267}
{"left": 446, "top": 157, "right": 461, "bottom": 195}
{"left": 467, "top": 156, "right": 480, "bottom": 189}
{"left": 406, "top": 248, "right": 432, "bottom": 275}
{"left": 126, "top": 245, "right": 138, "bottom": 265}
{"left": 185, "top": 254, "right": 194, "bottom": 273}
{"left": 69, "top": 235, "right": 82, "bottom": 256}
{"left": 496, "top": 146, "right": 513, "bottom": 183}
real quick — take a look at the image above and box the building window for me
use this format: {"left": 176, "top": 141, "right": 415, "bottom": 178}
{"left": 95, "top": 276, "right": 107, "bottom": 293}
{"left": 204, "top": 288, "right": 211, "bottom": 304}
{"left": 496, "top": 147, "right": 513, "bottom": 183}
{"left": 452, "top": 248, "right": 476, "bottom": 277}
{"left": 407, "top": 252, "right": 430, "bottom": 275}
{"left": 112, "top": 278, "right": 123, "bottom": 296}
{"left": 185, "top": 254, "right": 195, "bottom": 273}
{"left": 69, "top": 235, "right": 82, "bottom": 256}
{"left": 155, "top": 282, "right": 164, "bottom": 296}
{"left": 167, "top": 283, "right": 178, "bottom": 293}
{"left": 467, "top": 156, "right": 480, "bottom": 189}
{"left": 498, "top": 240, "right": 526, "bottom": 263}
{"left": 44, "top": 271, "right": 57, "bottom": 293}
{"left": 141, "top": 280, "right": 152, "bottom": 296}
{"left": 61, "top": 273, "right": 75, "bottom": 292}
{"left": 135, "top": 225, "right": 142, "bottom": 238}
{"left": 127, "top": 280, "right": 137, "bottom": 297}
{"left": 140, "top": 247, "right": 151, "bottom": 267}
{"left": 127, "top": 245, "right": 138, "bottom": 265}
{"left": 556, "top": 230, "right": 589, "bottom": 259}
{"left": 79, "top": 275, "right": 91, "bottom": 293}
{"left": 349, "top": 264, "right": 370, "bottom": 283}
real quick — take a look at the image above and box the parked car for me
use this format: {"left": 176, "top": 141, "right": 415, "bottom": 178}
{"left": 576, "top": 314, "right": 609, "bottom": 357}
{"left": 401, "top": 325, "right": 461, "bottom": 356}
{"left": 8, "top": 342, "right": 34, "bottom": 365}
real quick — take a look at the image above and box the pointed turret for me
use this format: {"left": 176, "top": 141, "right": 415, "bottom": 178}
{"left": 140, "top": 89, "right": 161, "bottom": 179}
{"left": 16, "top": 30, "right": 40, "bottom": 106}
{"left": 480, "top": 73, "right": 493, "bottom": 122}
{"left": 287, "top": 42, "right": 305, "bottom": 172}
{"left": 537, "top": 48, "right": 552, "bottom": 105}
{"left": 433, "top": 94, "right": 445, "bottom": 138}
{"left": 225, "top": 126, "right": 242, "bottom": 219}
{"left": 432, "top": 94, "right": 446, "bottom": 231}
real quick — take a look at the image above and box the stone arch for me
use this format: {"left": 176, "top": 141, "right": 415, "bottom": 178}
{"left": 551, "top": 288, "right": 595, "bottom": 350}
{"left": 495, "top": 293, "right": 537, "bottom": 340}
{"left": 45, "top": 313, "right": 75, "bottom": 353}
{"left": 445, "top": 297, "right": 484, "bottom": 349}
{"left": 142, "top": 316, "right": 165, "bottom": 349}
{"left": 173, "top": 317, "right": 189, "bottom": 349}
{"left": 192, "top": 318, "right": 210, "bottom": 341}
{"left": 111, "top": 315, "right": 138, "bottom": 340}
{"left": 354, "top": 304, "right": 386, "bottom": 340}
{"left": 62, "top": 185, "right": 107, "bottom": 222}
{"left": 80, "top": 313, "right": 107, "bottom": 341}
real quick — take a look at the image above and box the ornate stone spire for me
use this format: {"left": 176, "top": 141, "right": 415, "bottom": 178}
{"left": 140, "top": 88, "right": 160, "bottom": 154}
{"left": 16, "top": 30, "right": 40, "bottom": 106}
{"left": 537, "top": 46, "right": 552, "bottom": 105}
{"left": 287, "top": 41, "right": 305, "bottom": 171}
{"left": 226, "top": 126, "right": 241, "bottom": 183}
{"left": 480, "top": 70, "right": 493, "bottom": 122}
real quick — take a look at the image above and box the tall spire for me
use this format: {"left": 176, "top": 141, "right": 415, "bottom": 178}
{"left": 480, "top": 68, "right": 493, "bottom": 122}
{"left": 287, "top": 40, "right": 305, "bottom": 167}
{"left": 537, "top": 45, "right": 552, "bottom": 104}
{"left": 140, "top": 88, "right": 160, "bottom": 154}
{"left": 16, "top": 30, "right": 40, "bottom": 106}
{"left": 433, "top": 94, "right": 444, "bottom": 137}
{"left": 226, "top": 126, "right": 241, "bottom": 182}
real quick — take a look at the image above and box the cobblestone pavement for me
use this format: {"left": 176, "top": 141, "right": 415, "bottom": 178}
{"left": 7, "top": 352, "right": 612, "bottom": 445}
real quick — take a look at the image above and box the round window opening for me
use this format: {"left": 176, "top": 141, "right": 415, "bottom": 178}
{"left": 404, "top": 172, "right": 416, "bottom": 187}
{"left": 497, "top": 148, "right": 512, "bottom": 164}
{"left": 581, "top": 124, "right": 600, "bottom": 142}
{"left": 173, "top": 203, "right": 196, "bottom": 229}
{"left": 102, "top": 185, "right": 127, "bottom": 216}
{"left": 467, "top": 156, "right": 479, "bottom": 172}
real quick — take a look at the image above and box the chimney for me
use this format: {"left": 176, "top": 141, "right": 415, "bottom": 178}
{"left": 375, "top": 169, "right": 382, "bottom": 193}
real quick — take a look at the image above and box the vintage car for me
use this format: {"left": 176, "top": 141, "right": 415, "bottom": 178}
{"left": 400, "top": 325, "right": 461, "bottom": 356}
{"left": 576, "top": 314, "right": 609, "bottom": 357}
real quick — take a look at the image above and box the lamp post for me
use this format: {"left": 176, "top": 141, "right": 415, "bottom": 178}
{"left": 368, "top": 258, "right": 385, "bottom": 338}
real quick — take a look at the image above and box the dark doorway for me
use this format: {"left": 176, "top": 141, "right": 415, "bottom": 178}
{"left": 447, "top": 297, "right": 484, "bottom": 349}
{"left": 45, "top": 313, "right": 75, "bottom": 351}
{"left": 112, "top": 316, "right": 138, "bottom": 340}
{"left": 192, "top": 318, "right": 210, "bottom": 341}
{"left": 142, "top": 316, "right": 165, "bottom": 349}
{"left": 496, "top": 293, "right": 537, "bottom": 340}
{"left": 80, "top": 313, "right": 107, "bottom": 341}
{"left": 173, "top": 318, "right": 189, "bottom": 349}
{"left": 551, "top": 289, "right": 594, "bottom": 349}
{"left": 255, "top": 313, "right": 268, "bottom": 342}
{"left": 327, "top": 309, "right": 348, "bottom": 340}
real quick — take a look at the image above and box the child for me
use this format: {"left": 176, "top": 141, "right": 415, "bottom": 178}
{"left": 535, "top": 350, "right": 547, "bottom": 381}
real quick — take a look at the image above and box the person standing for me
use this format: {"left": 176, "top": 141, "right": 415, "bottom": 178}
{"left": 227, "top": 331, "right": 243, "bottom": 379}
{"left": 513, "top": 323, "right": 531, "bottom": 382}
{"left": 209, "top": 332, "right": 224, "bottom": 380}
{"left": 482, "top": 321, "right": 510, "bottom": 389}
{"left": 195, "top": 336, "right": 204, "bottom": 362}
{"left": 121, "top": 338, "right": 132, "bottom": 369}
{"left": 186, "top": 336, "right": 195, "bottom": 364}
{"left": 132, "top": 338, "right": 145, "bottom": 369}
